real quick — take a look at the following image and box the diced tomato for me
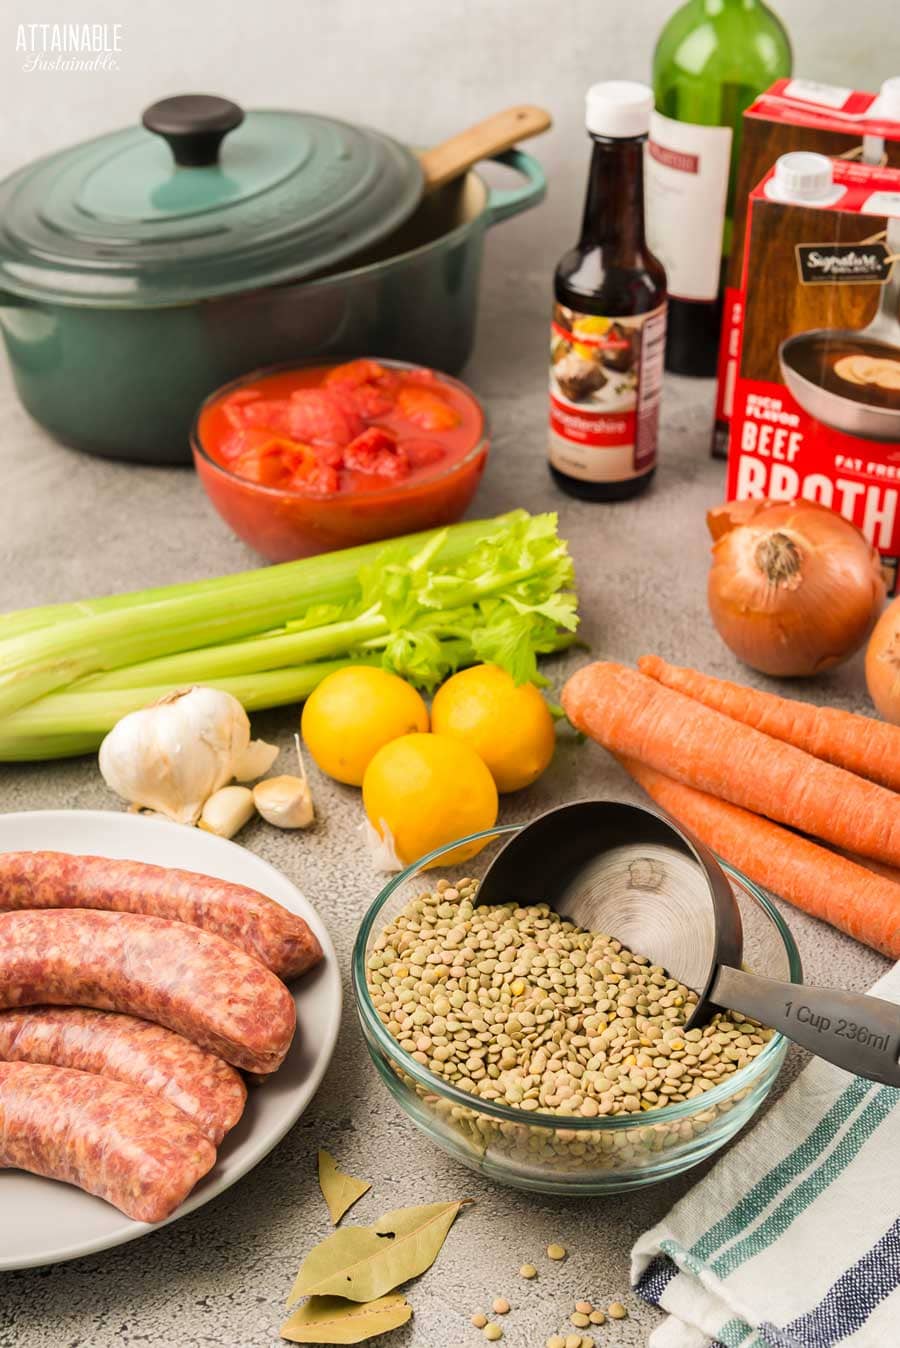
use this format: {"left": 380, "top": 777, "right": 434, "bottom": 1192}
{"left": 325, "top": 358, "right": 399, "bottom": 418}
{"left": 396, "top": 384, "right": 460, "bottom": 431}
{"left": 398, "top": 367, "right": 438, "bottom": 386}
{"left": 325, "top": 359, "right": 387, "bottom": 390}
{"left": 232, "top": 438, "right": 315, "bottom": 489}
{"left": 234, "top": 398, "right": 295, "bottom": 436}
{"left": 286, "top": 388, "right": 363, "bottom": 447}
{"left": 404, "top": 438, "right": 446, "bottom": 470}
{"left": 348, "top": 381, "right": 397, "bottom": 418}
{"left": 343, "top": 427, "right": 410, "bottom": 480}
{"left": 222, "top": 389, "right": 262, "bottom": 430}
{"left": 301, "top": 462, "right": 341, "bottom": 495}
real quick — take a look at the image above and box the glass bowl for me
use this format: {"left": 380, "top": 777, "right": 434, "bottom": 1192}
{"left": 352, "top": 825, "right": 801, "bottom": 1195}
{"left": 191, "top": 358, "right": 490, "bottom": 561}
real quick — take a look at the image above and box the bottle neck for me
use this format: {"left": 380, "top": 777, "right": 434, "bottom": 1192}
{"left": 580, "top": 134, "right": 647, "bottom": 259}
{"left": 699, "top": 0, "right": 762, "bottom": 12}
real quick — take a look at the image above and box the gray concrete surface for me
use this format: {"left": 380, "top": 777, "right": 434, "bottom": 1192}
{"left": 0, "top": 232, "right": 888, "bottom": 1348}
{"left": 0, "top": 5, "right": 894, "bottom": 1343}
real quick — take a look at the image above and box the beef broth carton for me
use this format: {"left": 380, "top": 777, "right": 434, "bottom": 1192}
{"left": 713, "top": 77, "right": 900, "bottom": 458}
{"left": 726, "top": 153, "right": 900, "bottom": 591}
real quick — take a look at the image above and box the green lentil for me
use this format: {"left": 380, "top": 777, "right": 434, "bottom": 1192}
{"left": 483, "top": 1325, "right": 503, "bottom": 1342}
{"left": 367, "top": 882, "right": 773, "bottom": 1120}
{"left": 570, "top": 1312, "right": 590, "bottom": 1328}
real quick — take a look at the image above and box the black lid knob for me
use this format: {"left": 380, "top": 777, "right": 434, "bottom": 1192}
{"left": 142, "top": 95, "right": 244, "bottom": 168}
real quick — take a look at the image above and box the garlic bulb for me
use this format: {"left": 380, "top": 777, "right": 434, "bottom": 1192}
{"left": 99, "top": 686, "right": 251, "bottom": 825}
{"left": 253, "top": 776, "right": 314, "bottom": 829}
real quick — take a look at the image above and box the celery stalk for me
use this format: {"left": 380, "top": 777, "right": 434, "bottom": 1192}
{"left": 0, "top": 511, "right": 579, "bottom": 760}
{"left": 0, "top": 515, "right": 523, "bottom": 717}
{"left": 0, "top": 658, "right": 378, "bottom": 761}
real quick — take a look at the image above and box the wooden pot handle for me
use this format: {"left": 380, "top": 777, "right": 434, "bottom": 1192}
{"left": 418, "top": 105, "right": 552, "bottom": 192}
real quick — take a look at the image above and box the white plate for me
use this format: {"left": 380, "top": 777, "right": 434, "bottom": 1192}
{"left": 0, "top": 810, "right": 341, "bottom": 1270}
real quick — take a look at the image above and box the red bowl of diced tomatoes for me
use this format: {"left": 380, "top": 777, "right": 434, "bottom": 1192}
{"left": 191, "top": 358, "right": 490, "bottom": 560}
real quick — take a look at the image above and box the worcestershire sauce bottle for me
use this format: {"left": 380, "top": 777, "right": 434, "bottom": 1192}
{"left": 549, "top": 82, "right": 667, "bottom": 501}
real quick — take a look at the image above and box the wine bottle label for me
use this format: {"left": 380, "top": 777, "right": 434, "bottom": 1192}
{"left": 548, "top": 303, "right": 666, "bottom": 483}
{"left": 645, "top": 112, "right": 732, "bottom": 302}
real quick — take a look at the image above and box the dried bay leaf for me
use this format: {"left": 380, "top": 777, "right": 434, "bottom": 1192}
{"left": 281, "top": 1294, "right": 412, "bottom": 1344}
{"left": 289, "top": 1200, "right": 468, "bottom": 1305}
{"left": 318, "top": 1150, "right": 372, "bottom": 1225}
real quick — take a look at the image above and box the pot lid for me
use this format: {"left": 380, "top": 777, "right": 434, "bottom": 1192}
{"left": 0, "top": 95, "right": 424, "bottom": 308}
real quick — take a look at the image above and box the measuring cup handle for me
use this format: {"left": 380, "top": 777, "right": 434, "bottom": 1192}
{"left": 712, "top": 965, "right": 900, "bottom": 1087}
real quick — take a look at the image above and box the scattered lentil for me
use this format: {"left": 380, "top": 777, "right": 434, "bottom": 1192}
{"left": 520, "top": 1263, "right": 538, "bottom": 1279}
{"left": 570, "top": 1312, "right": 590, "bottom": 1328}
{"left": 574, "top": 1301, "right": 593, "bottom": 1314}
{"left": 564, "top": 1336, "right": 583, "bottom": 1348}
{"left": 483, "top": 1325, "right": 503, "bottom": 1342}
{"left": 589, "top": 1309, "right": 606, "bottom": 1325}
{"left": 367, "top": 881, "right": 773, "bottom": 1122}
{"left": 547, "top": 1338, "right": 566, "bottom": 1348}
{"left": 492, "top": 1298, "right": 510, "bottom": 1315}
{"left": 608, "top": 1301, "right": 628, "bottom": 1319}
{"left": 547, "top": 1243, "right": 567, "bottom": 1261}
{"left": 471, "top": 1312, "right": 487, "bottom": 1328}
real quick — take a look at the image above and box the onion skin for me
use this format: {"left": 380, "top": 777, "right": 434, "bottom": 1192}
{"left": 707, "top": 499, "right": 886, "bottom": 678}
{"left": 866, "top": 599, "right": 900, "bottom": 722}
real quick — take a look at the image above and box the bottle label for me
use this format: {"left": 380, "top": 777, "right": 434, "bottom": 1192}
{"left": 548, "top": 302, "right": 666, "bottom": 483}
{"left": 645, "top": 112, "right": 732, "bottom": 301}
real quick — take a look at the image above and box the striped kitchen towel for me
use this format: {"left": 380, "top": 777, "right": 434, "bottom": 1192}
{"left": 631, "top": 962, "right": 900, "bottom": 1348}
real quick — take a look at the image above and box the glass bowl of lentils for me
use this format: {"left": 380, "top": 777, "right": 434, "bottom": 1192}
{"left": 352, "top": 824, "right": 801, "bottom": 1194}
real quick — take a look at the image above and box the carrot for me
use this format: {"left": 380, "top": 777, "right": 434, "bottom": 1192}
{"left": 618, "top": 755, "right": 900, "bottom": 959}
{"left": 639, "top": 654, "right": 900, "bottom": 793}
{"left": 561, "top": 660, "right": 900, "bottom": 868}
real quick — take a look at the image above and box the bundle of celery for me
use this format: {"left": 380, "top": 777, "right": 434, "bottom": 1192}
{"left": 0, "top": 512, "right": 578, "bottom": 760}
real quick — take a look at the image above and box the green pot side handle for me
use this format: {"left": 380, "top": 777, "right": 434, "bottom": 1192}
{"left": 484, "top": 149, "right": 546, "bottom": 228}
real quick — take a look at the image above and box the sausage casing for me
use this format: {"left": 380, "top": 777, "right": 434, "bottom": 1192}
{"left": 0, "top": 909, "right": 296, "bottom": 1073}
{"left": 0, "top": 1007, "right": 247, "bottom": 1145}
{"left": 0, "top": 851, "right": 322, "bottom": 979}
{"left": 0, "top": 1060, "right": 216, "bottom": 1223}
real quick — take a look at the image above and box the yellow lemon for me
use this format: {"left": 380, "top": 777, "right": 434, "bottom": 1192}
{"left": 431, "top": 664, "right": 556, "bottom": 793}
{"left": 301, "top": 666, "right": 428, "bottom": 786}
{"left": 362, "top": 733, "right": 498, "bottom": 867}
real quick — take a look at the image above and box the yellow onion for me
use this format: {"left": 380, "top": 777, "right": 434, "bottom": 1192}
{"left": 866, "top": 598, "right": 900, "bottom": 722}
{"left": 707, "top": 499, "right": 885, "bottom": 677}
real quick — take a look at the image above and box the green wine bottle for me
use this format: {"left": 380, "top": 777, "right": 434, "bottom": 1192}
{"left": 648, "top": 0, "right": 791, "bottom": 376}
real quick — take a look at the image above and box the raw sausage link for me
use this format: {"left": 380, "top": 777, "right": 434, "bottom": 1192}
{"left": 0, "top": 1060, "right": 216, "bottom": 1223}
{"left": 0, "top": 1007, "right": 247, "bottom": 1145}
{"left": 0, "top": 851, "right": 322, "bottom": 980}
{"left": 0, "top": 909, "right": 296, "bottom": 1074}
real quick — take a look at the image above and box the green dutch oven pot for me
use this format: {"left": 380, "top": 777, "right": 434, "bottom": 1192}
{"left": 0, "top": 95, "right": 546, "bottom": 464}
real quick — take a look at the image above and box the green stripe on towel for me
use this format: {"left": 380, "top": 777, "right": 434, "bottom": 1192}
{"left": 711, "top": 1086, "right": 898, "bottom": 1279}
{"left": 691, "top": 1077, "right": 874, "bottom": 1263}
{"left": 716, "top": 1317, "right": 755, "bottom": 1345}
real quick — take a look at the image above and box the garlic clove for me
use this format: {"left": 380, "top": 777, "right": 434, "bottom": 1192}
{"left": 252, "top": 775, "right": 315, "bottom": 829}
{"left": 198, "top": 785, "right": 256, "bottom": 839}
{"left": 99, "top": 685, "right": 251, "bottom": 825}
{"left": 364, "top": 817, "right": 404, "bottom": 872}
{"left": 232, "top": 738, "right": 279, "bottom": 783}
